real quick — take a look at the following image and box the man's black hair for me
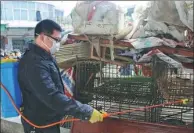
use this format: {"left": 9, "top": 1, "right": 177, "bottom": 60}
{"left": 34, "top": 19, "right": 62, "bottom": 38}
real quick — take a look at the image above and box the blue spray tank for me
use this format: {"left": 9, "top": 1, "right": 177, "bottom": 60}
{"left": 1, "top": 62, "right": 22, "bottom": 118}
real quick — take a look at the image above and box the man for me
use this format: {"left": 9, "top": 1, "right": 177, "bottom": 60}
{"left": 18, "top": 19, "right": 103, "bottom": 133}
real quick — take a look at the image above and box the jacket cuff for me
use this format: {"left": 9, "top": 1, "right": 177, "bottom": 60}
{"left": 80, "top": 104, "right": 93, "bottom": 121}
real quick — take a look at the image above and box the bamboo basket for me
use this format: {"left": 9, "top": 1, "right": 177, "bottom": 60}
{"left": 56, "top": 42, "right": 91, "bottom": 69}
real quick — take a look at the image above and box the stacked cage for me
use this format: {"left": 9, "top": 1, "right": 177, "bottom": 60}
{"left": 152, "top": 56, "right": 194, "bottom": 128}
{"left": 74, "top": 57, "right": 193, "bottom": 128}
{"left": 74, "top": 60, "right": 162, "bottom": 123}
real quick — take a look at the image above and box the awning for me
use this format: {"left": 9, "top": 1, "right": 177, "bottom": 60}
{"left": 1, "top": 24, "right": 7, "bottom": 32}
{"left": 1, "top": 20, "right": 38, "bottom": 28}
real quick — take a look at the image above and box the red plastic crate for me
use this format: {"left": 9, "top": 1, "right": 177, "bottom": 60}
{"left": 71, "top": 118, "right": 193, "bottom": 133}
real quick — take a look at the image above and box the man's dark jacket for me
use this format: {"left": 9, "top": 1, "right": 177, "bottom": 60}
{"left": 18, "top": 43, "right": 93, "bottom": 126}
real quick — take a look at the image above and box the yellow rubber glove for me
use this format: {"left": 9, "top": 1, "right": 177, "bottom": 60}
{"left": 182, "top": 99, "right": 189, "bottom": 105}
{"left": 89, "top": 109, "right": 103, "bottom": 123}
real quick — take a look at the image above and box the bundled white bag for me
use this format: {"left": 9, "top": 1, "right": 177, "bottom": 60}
{"left": 71, "top": 1, "right": 124, "bottom": 35}
{"left": 175, "top": 1, "right": 193, "bottom": 31}
{"left": 130, "top": 20, "right": 185, "bottom": 41}
{"left": 145, "top": 1, "right": 184, "bottom": 27}
{"left": 128, "top": 1, "right": 193, "bottom": 39}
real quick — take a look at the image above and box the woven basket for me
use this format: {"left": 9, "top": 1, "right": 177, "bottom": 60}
{"left": 56, "top": 42, "right": 91, "bottom": 69}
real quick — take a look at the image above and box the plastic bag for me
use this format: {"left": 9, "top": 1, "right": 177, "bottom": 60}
{"left": 156, "top": 50, "right": 183, "bottom": 68}
{"left": 144, "top": 20, "right": 184, "bottom": 41}
{"left": 131, "top": 1, "right": 151, "bottom": 21}
{"left": 129, "top": 37, "right": 163, "bottom": 49}
{"left": 129, "top": 36, "right": 182, "bottom": 50}
{"left": 175, "top": 1, "right": 193, "bottom": 31}
{"left": 137, "top": 49, "right": 183, "bottom": 68}
{"left": 145, "top": 1, "right": 184, "bottom": 27}
{"left": 126, "top": 1, "right": 152, "bottom": 39}
{"left": 129, "top": 20, "right": 185, "bottom": 41}
{"left": 60, "top": 67, "right": 94, "bottom": 103}
{"left": 128, "top": 1, "right": 192, "bottom": 39}
{"left": 60, "top": 67, "right": 75, "bottom": 99}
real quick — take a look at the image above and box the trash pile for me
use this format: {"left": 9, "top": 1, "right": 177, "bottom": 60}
{"left": 58, "top": 1, "right": 193, "bottom": 79}
{"left": 114, "top": 1, "right": 194, "bottom": 78}
{"left": 118, "top": 1, "right": 193, "bottom": 61}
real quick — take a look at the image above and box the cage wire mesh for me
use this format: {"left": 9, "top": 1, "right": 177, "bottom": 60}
{"left": 73, "top": 57, "right": 193, "bottom": 128}
{"left": 60, "top": 115, "right": 74, "bottom": 129}
{"left": 152, "top": 56, "right": 193, "bottom": 127}
{"left": 74, "top": 60, "right": 161, "bottom": 123}
{"left": 59, "top": 15, "right": 74, "bottom": 129}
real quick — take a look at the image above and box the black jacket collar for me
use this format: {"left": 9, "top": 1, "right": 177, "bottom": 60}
{"left": 29, "top": 43, "right": 52, "bottom": 60}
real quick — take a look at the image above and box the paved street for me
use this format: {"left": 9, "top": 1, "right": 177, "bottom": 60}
{"left": 1, "top": 119, "right": 70, "bottom": 133}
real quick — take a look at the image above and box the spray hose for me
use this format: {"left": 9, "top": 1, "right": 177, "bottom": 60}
{"left": 0, "top": 82, "right": 189, "bottom": 129}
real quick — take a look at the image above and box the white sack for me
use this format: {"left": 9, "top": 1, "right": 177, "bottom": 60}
{"left": 128, "top": 20, "right": 185, "bottom": 41}
{"left": 71, "top": 1, "right": 124, "bottom": 35}
{"left": 128, "top": 1, "right": 193, "bottom": 39}
{"left": 145, "top": 1, "right": 184, "bottom": 26}
{"left": 126, "top": 2, "right": 151, "bottom": 39}
{"left": 175, "top": 1, "right": 193, "bottom": 31}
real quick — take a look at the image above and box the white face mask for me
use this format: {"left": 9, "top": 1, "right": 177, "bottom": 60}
{"left": 36, "top": 33, "right": 60, "bottom": 54}
{"left": 56, "top": 42, "right": 61, "bottom": 52}
{"left": 50, "top": 41, "right": 58, "bottom": 55}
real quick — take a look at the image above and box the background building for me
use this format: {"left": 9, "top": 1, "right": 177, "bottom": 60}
{"left": 1, "top": 1, "right": 64, "bottom": 22}
{"left": 1, "top": 1, "right": 64, "bottom": 53}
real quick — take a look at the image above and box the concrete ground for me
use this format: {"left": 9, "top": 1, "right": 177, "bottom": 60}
{"left": 1, "top": 117, "right": 70, "bottom": 133}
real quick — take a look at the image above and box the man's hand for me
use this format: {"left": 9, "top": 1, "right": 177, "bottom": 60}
{"left": 89, "top": 109, "right": 103, "bottom": 123}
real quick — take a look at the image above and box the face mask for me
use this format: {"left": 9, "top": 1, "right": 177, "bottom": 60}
{"left": 36, "top": 33, "right": 60, "bottom": 54}
{"left": 56, "top": 42, "right": 60, "bottom": 52}
{"left": 49, "top": 41, "right": 58, "bottom": 55}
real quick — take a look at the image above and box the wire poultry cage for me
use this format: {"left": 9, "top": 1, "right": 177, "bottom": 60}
{"left": 152, "top": 56, "right": 194, "bottom": 128}
{"left": 74, "top": 60, "right": 162, "bottom": 123}
{"left": 61, "top": 56, "right": 193, "bottom": 130}
{"left": 73, "top": 56, "right": 193, "bottom": 128}
{"left": 60, "top": 60, "right": 102, "bottom": 129}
